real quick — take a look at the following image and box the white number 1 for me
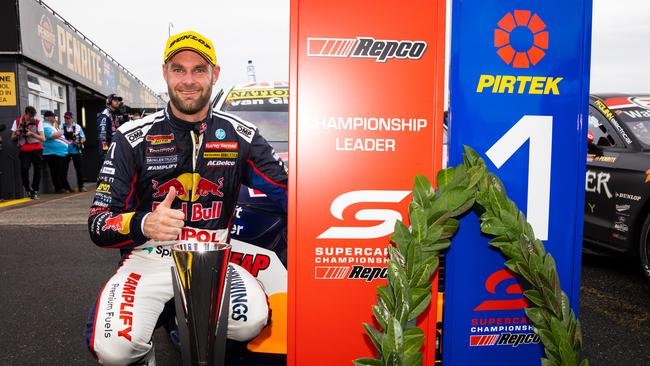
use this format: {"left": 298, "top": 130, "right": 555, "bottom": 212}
{"left": 485, "top": 115, "right": 553, "bottom": 240}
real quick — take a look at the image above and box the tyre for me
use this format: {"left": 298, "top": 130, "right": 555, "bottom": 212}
{"left": 638, "top": 215, "right": 650, "bottom": 280}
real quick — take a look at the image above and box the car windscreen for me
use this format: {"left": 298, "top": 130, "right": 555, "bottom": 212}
{"left": 624, "top": 119, "right": 650, "bottom": 147}
{"left": 223, "top": 110, "right": 288, "bottom": 142}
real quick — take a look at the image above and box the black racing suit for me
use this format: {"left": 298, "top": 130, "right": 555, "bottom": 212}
{"left": 97, "top": 107, "right": 120, "bottom": 156}
{"left": 85, "top": 104, "right": 288, "bottom": 365}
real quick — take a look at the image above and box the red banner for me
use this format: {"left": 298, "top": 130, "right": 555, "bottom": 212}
{"left": 288, "top": 0, "right": 446, "bottom": 364}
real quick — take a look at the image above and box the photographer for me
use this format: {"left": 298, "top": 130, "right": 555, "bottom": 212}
{"left": 10, "top": 106, "right": 45, "bottom": 199}
{"left": 97, "top": 94, "right": 123, "bottom": 161}
{"left": 62, "top": 111, "right": 87, "bottom": 192}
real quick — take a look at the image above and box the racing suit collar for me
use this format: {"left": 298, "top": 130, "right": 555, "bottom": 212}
{"left": 165, "top": 103, "right": 211, "bottom": 133}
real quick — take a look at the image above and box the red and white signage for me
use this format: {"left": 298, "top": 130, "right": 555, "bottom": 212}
{"left": 288, "top": 0, "right": 446, "bottom": 364}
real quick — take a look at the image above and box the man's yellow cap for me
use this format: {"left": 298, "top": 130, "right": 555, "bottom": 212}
{"left": 164, "top": 30, "right": 217, "bottom": 65}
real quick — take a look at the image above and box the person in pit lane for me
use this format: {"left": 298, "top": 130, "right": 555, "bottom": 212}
{"left": 85, "top": 30, "right": 288, "bottom": 365}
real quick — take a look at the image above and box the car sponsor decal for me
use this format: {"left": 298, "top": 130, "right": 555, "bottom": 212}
{"left": 615, "top": 192, "right": 641, "bottom": 201}
{"left": 594, "top": 100, "right": 633, "bottom": 144}
{"left": 586, "top": 154, "right": 617, "bottom": 163}
{"left": 586, "top": 202, "right": 596, "bottom": 213}
{"left": 615, "top": 204, "right": 630, "bottom": 212}
{"left": 585, "top": 170, "right": 612, "bottom": 198}
{"left": 604, "top": 96, "right": 650, "bottom": 110}
{"left": 622, "top": 109, "right": 650, "bottom": 119}
{"left": 227, "top": 88, "right": 288, "bottom": 100}
{"left": 614, "top": 221, "right": 629, "bottom": 233}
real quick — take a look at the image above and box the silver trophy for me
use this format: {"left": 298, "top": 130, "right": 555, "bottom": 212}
{"left": 171, "top": 242, "right": 232, "bottom": 366}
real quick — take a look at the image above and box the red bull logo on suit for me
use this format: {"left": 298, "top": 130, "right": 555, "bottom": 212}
{"left": 101, "top": 213, "right": 135, "bottom": 235}
{"left": 152, "top": 173, "right": 224, "bottom": 202}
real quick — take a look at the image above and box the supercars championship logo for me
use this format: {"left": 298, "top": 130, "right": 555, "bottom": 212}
{"left": 314, "top": 190, "right": 410, "bottom": 281}
{"left": 469, "top": 269, "right": 540, "bottom": 348}
{"left": 307, "top": 37, "right": 427, "bottom": 62}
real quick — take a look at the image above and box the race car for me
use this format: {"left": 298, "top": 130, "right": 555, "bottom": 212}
{"left": 215, "top": 81, "right": 289, "bottom": 356}
{"left": 584, "top": 93, "right": 650, "bottom": 280}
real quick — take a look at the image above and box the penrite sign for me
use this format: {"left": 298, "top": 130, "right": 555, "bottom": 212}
{"left": 18, "top": 0, "right": 162, "bottom": 109}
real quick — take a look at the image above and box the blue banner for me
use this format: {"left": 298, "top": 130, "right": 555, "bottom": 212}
{"left": 444, "top": 0, "right": 592, "bottom": 364}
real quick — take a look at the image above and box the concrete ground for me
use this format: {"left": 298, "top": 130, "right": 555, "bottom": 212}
{"left": 0, "top": 192, "right": 648, "bottom": 365}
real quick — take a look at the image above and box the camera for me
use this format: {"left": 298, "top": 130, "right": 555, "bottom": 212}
{"left": 20, "top": 118, "right": 35, "bottom": 135}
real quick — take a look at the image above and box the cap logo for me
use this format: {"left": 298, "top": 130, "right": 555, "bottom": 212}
{"left": 169, "top": 35, "right": 212, "bottom": 50}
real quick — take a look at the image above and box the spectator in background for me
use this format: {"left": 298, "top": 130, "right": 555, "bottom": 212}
{"left": 42, "top": 111, "right": 71, "bottom": 193}
{"left": 62, "top": 111, "right": 87, "bottom": 192}
{"left": 10, "top": 106, "right": 45, "bottom": 199}
{"left": 97, "top": 94, "right": 123, "bottom": 160}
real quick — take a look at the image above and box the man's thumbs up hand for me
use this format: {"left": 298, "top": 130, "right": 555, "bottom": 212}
{"left": 143, "top": 186, "right": 185, "bottom": 241}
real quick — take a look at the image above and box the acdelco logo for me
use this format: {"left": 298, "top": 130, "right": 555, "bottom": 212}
{"left": 318, "top": 190, "right": 411, "bottom": 239}
{"left": 307, "top": 37, "right": 427, "bottom": 63}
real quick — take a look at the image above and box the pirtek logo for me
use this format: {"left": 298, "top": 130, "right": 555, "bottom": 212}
{"left": 494, "top": 10, "right": 548, "bottom": 69}
{"left": 307, "top": 37, "right": 427, "bottom": 62}
{"left": 476, "top": 75, "right": 562, "bottom": 95}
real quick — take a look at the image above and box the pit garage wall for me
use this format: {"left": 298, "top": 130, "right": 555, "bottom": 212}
{"left": 0, "top": 59, "right": 21, "bottom": 199}
{"left": 0, "top": 55, "right": 106, "bottom": 199}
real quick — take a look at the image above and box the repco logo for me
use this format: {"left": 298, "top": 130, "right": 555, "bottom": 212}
{"left": 318, "top": 190, "right": 411, "bottom": 239}
{"left": 307, "top": 37, "right": 427, "bottom": 63}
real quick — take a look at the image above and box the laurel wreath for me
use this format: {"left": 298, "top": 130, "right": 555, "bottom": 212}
{"left": 353, "top": 146, "right": 588, "bottom": 366}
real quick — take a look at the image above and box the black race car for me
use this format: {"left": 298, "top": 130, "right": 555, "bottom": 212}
{"left": 585, "top": 93, "right": 650, "bottom": 279}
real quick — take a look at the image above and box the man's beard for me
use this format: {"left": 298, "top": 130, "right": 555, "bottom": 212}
{"left": 168, "top": 84, "right": 212, "bottom": 117}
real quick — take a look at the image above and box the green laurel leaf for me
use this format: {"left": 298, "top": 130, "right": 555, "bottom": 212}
{"left": 358, "top": 147, "right": 587, "bottom": 366}
{"left": 353, "top": 358, "right": 384, "bottom": 366}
